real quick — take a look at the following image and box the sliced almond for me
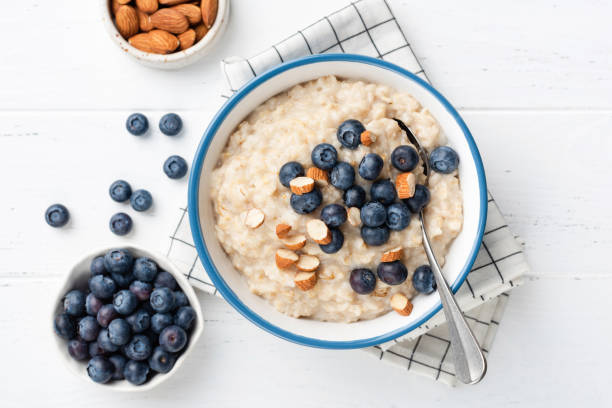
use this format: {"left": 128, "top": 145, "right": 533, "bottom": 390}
{"left": 275, "top": 249, "right": 298, "bottom": 269}
{"left": 281, "top": 234, "right": 307, "bottom": 250}
{"left": 360, "top": 130, "right": 376, "bottom": 146}
{"left": 294, "top": 271, "right": 317, "bottom": 291}
{"left": 275, "top": 223, "right": 292, "bottom": 239}
{"left": 372, "top": 284, "right": 389, "bottom": 297}
{"left": 347, "top": 207, "right": 361, "bottom": 227}
{"left": 390, "top": 293, "right": 413, "bottom": 316}
{"left": 396, "top": 172, "right": 416, "bottom": 199}
{"left": 244, "top": 208, "right": 265, "bottom": 229}
{"left": 289, "top": 177, "right": 315, "bottom": 195}
{"left": 306, "top": 167, "right": 329, "bottom": 185}
{"left": 381, "top": 247, "right": 402, "bottom": 263}
{"left": 296, "top": 255, "right": 320, "bottom": 272}
{"left": 306, "top": 219, "right": 331, "bottom": 245}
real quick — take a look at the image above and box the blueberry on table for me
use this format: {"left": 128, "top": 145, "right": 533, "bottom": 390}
{"left": 337, "top": 119, "right": 365, "bottom": 149}
{"left": 130, "top": 280, "right": 153, "bottom": 302}
{"left": 148, "top": 346, "right": 177, "bottom": 374}
{"left": 89, "top": 341, "right": 107, "bottom": 357}
{"left": 133, "top": 257, "right": 158, "bottom": 282}
{"left": 123, "top": 360, "right": 150, "bottom": 385}
{"left": 108, "top": 318, "right": 132, "bottom": 346}
{"left": 159, "top": 113, "right": 183, "bottom": 136}
{"left": 63, "top": 290, "right": 86, "bottom": 317}
{"left": 377, "top": 261, "right": 408, "bottom": 285}
{"left": 113, "top": 290, "right": 139, "bottom": 315}
{"left": 163, "top": 155, "right": 189, "bottom": 179}
{"left": 174, "top": 306, "right": 196, "bottom": 331}
{"left": 123, "top": 334, "right": 153, "bottom": 361}
{"left": 279, "top": 161, "right": 305, "bottom": 187}
{"left": 97, "top": 328, "right": 120, "bottom": 352}
{"left": 343, "top": 185, "right": 366, "bottom": 208}
{"left": 360, "top": 225, "right": 390, "bottom": 246}
{"left": 412, "top": 265, "right": 436, "bottom": 294}
{"left": 86, "top": 293, "right": 104, "bottom": 316}
{"left": 311, "top": 143, "right": 338, "bottom": 170}
{"left": 290, "top": 188, "right": 322, "bottom": 214}
{"left": 104, "top": 249, "right": 134, "bottom": 274}
{"left": 127, "top": 309, "right": 151, "bottom": 333}
{"left": 151, "top": 313, "right": 174, "bottom": 333}
{"left": 159, "top": 325, "right": 188, "bottom": 353}
{"left": 97, "top": 304, "right": 119, "bottom": 327}
{"left": 44, "top": 204, "right": 69, "bottom": 228}
{"left": 360, "top": 201, "right": 387, "bottom": 227}
{"left": 173, "top": 291, "right": 189, "bottom": 309}
{"left": 150, "top": 287, "right": 175, "bottom": 313}
{"left": 90, "top": 256, "right": 107, "bottom": 276}
{"left": 319, "top": 228, "right": 344, "bottom": 254}
{"left": 370, "top": 179, "right": 397, "bottom": 205}
{"left": 320, "top": 204, "right": 347, "bottom": 228}
{"left": 386, "top": 202, "right": 411, "bottom": 231}
{"left": 126, "top": 113, "right": 149, "bottom": 136}
{"left": 349, "top": 268, "right": 377, "bottom": 295}
{"left": 78, "top": 316, "right": 101, "bottom": 342}
{"left": 130, "top": 189, "right": 153, "bottom": 212}
{"left": 109, "top": 180, "right": 132, "bottom": 202}
{"left": 67, "top": 339, "right": 89, "bottom": 361}
{"left": 404, "top": 184, "right": 431, "bottom": 214}
{"left": 429, "top": 146, "right": 459, "bottom": 174}
{"left": 111, "top": 271, "right": 135, "bottom": 289}
{"left": 391, "top": 145, "right": 419, "bottom": 172}
{"left": 87, "top": 356, "right": 114, "bottom": 384}
{"left": 109, "top": 212, "right": 133, "bottom": 236}
{"left": 330, "top": 161, "right": 355, "bottom": 190}
{"left": 154, "top": 271, "right": 178, "bottom": 290}
{"left": 89, "top": 275, "right": 117, "bottom": 299}
{"left": 108, "top": 354, "right": 127, "bottom": 381}
{"left": 358, "top": 153, "right": 384, "bottom": 180}
{"left": 54, "top": 313, "right": 76, "bottom": 340}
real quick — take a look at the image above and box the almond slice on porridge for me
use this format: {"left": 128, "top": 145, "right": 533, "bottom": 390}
{"left": 360, "top": 130, "right": 376, "bottom": 146}
{"left": 381, "top": 247, "right": 402, "bottom": 263}
{"left": 294, "top": 271, "right": 317, "bottom": 291}
{"left": 281, "top": 234, "right": 307, "bottom": 250}
{"left": 244, "top": 208, "right": 265, "bottom": 229}
{"left": 390, "top": 293, "right": 413, "bottom": 316}
{"left": 296, "top": 255, "right": 320, "bottom": 272}
{"left": 306, "top": 167, "right": 329, "bottom": 185}
{"left": 275, "top": 223, "right": 292, "bottom": 238}
{"left": 396, "top": 172, "right": 416, "bottom": 199}
{"left": 306, "top": 219, "right": 332, "bottom": 244}
{"left": 289, "top": 177, "right": 315, "bottom": 195}
{"left": 275, "top": 249, "right": 298, "bottom": 269}
{"left": 347, "top": 207, "right": 361, "bottom": 227}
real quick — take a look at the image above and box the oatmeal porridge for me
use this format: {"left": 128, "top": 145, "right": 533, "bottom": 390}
{"left": 210, "top": 75, "right": 463, "bottom": 323}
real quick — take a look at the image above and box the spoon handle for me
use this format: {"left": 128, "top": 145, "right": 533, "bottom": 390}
{"left": 419, "top": 213, "right": 487, "bottom": 384}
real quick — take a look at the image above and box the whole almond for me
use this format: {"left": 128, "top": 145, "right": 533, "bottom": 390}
{"left": 150, "top": 8, "right": 190, "bottom": 34}
{"left": 129, "top": 29, "right": 179, "bottom": 54}
{"left": 117, "top": 0, "right": 131, "bottom": 4}
{"left": 194, "top": 23, "right": 209, "bottom": 42}
{"left": 159, "top": 0, "right": 190, "bottom": 5}
{"left": 201, "top": 0, "right": 218, "bottom": 28}
{"left": 137, "top": 10, "right": 154, "bottom": 32}
{"left": 111, "top": 0, "right": 123, "bottom": 14}
{"left": 135, "top": 0, "right": 158, "bottom": 13}
{"left": 172, "top": 3, "right": 202, "bottom": 24}
{"left": 178, "top": 29, "right": 196, "bottom": 50}
{"left": 115, "top": 5, "right": 139, "bottom": 39}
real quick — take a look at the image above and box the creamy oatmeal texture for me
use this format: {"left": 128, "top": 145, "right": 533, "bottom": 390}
{"left": 210, "top": 76, "right": 463, "bottom": 322}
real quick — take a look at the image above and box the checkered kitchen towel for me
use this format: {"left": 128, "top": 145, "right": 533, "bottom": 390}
{"left": 166, "top": 0, "right": 530, "bottom": 386}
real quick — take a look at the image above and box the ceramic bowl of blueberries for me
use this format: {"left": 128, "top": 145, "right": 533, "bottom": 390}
{"left": 188, "top": 54, "right": 487, "bottom": 349}
{"left": 51, "top": 246, "right": 204, "bottom": 391}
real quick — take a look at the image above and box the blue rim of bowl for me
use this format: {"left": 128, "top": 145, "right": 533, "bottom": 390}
{"left": 188, "top": 54, "right": 488, "bottom": 349}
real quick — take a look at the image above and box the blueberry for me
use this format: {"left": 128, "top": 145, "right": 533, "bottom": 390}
{"left": 123, "top": 334, "right": 153, "bottom": 361}
{"left": 113, "top": 290, "right": 138, "bottom": 315}
{"left": 133, "top": 257, "right": 158, "bottom": 282}
{"left": 349, "top": 268, "right": 377, "bottom": 295}
{"left": 86, "top": 293, "right": 104, "bottom": 316}
{"left": 320, "top": 204, "right": 347, "bottom": 228}
{"left": 63, "top": 290, "right": 86, "bottom": 317}
{"left": 391, "top": 145, "right": 419, "bottom": 172}
{"left": 386, "top": 202, "right": 411, "bottom": 231}
{"left": 97, "top": 304, "right": 118, "bottom": 327}
{"left": 89, "top": 341, "right": 107, "bottom": 357}
{"left": 370, "top": 179, "right": 397, "bottom": 205}
{"left": 130, "top": 189, "right": 153, "bottom": 212}
{"left": 148, "top": 346, "right": 177, "bottom": 374}
{"left": 111, "top": 271, "right": 134, "bottom": 289}
{"left": 54, "top": 313, "right": 75, "bottom": 339}
{"left": 429, "top": 146, "right": 459, "bottom": 174}
{"left": 87, "top": 356, "right": 114, "bottom": 384}
{"left": 97, "top": 328, "right": 120, "bottom": 352}
{"left": 404, "top": 184, "right": 431, "bottom": 213}
{"left": 358, "top": 153, "right": 384, "bottom": 180}
{"left": 337, "top": 119, "right": 365, "bottom": 149}
{"left": 154, "top": 271, "right": 178, "bottom": 290}
{"left": 104, "top": 249, "right": 134, "bottom": 275}
{"left": 109, "top": 180, "right": 132, "bottom": 202}
{"left": 130, "top": 280, "right": 152, "bottom": 302}
{"left": 174, "top": 306, "right": 196, "bottom": 331}
{"left": 109, "top": 212, "right": 133, "bottom": 236}
{"left": 78, "top": 316, "right": 101, "bottom": 342}
{"left": 412, "top": 265, "right": 436, "bottom": 294}
{"left": 290, "top": 189, "right": 322, "bottom": 214}
{"left": 311, "top": 143, "right": 338, "bottom": 170}
{"left": 90, "top": 256, "right": 107, "bottom": 276}
{"left": 45, "top": 204, "right": 69, "bottom": 228}
{"left": 123, "top": 360, "right": 150, "bottom": 385}
{"left": 108, "top": 318, "right": 132, "bottom": 346}
{"left": 319, "top": 228, "right": 344, "bottom": 254}
{"left": 126, "top": 113, "right": 149, "bottom": 136}
{"left": 159, "top": 113, "right": 183, "bottom": 136}
{"left": 150, "top": 287, "right": 175, "bottom": 313}
{"left": 278, "top": 161, "right": 304, "bottom": 187}
{"left": 360, "top": 226, "right": 390, "bottom": 246}
{"left": 173, "top": 291, "right": 188, "bottom": 309}
{"left": 377, "top": 261, "right": 408, "bottom": 285}
{"left": 163, "top": 155, "right": 188, "bottom": 179}
{"left": 108, "top": 354, "right": 127, "bottom": 380}
{"left": 159, "top": 325, "right": 188, "bottom": 353}
{"left": 68, "top": 339, "right": 89, "bottom": 361}
{"left": 89, "top": 275, "right": 116, "bottom": 299}
{"left": 151, "top": 313, "right": 173, "bottom": 333}
{"left": 330, "top": 162, "right": 355, "bottom": 190}
{"left": 343, "top": 185, "right": 366, "bottom": 208}
{"left": 360, "top": 201, "right": 386, "bottom": 227}
{"left": 127, "top": 309, "right": 151, "bottom": 333}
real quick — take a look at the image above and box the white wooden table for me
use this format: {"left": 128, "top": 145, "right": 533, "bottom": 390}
{"left": 1, "top": 0, "right": 610, "bottom": 406}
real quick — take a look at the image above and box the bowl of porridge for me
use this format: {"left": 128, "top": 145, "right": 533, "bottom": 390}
{"left": 188, "top": 54, "right": 487, "bottom": 348}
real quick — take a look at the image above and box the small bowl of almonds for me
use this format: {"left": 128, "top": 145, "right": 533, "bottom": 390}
{"left": 101, "top": 0, "right": 230, "bottom": 69}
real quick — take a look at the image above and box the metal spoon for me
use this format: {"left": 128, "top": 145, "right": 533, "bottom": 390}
{"left": 394, "top": 119, "right": 487, "bottom": 384}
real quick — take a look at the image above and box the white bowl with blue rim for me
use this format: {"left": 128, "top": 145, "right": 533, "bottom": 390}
{"left": 188, "top": 54, "right": 487, "bottom": 349}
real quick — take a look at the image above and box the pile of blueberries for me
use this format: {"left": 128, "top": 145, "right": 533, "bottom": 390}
{"left": 53, "top": 248, "right": 197, "bottom": 385}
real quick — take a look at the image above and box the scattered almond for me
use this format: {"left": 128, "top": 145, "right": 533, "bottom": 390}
{"left": 296, "top": 255, "right": 320, "bottom": 272}
{"left": 129, "top": 30, "right": 179, "bottom": 53}
{"left": 294, "top": 271, "right": 317, "bottom": 291}
{"left": 178, "top": 28, "right": 196, "bottom": 49}
{"left": 372, "top": 284, "right": 389, "bottom": 297}
{"left": 275, "top": 249, "right": 298, "bottom": 269}
{"left": 396, "top": 172, "right": 416, "bottom": 199}
{"left": 289, "top": 177, "right": 315, "bottom": 195}
{"left": 390, "top": 293, "right": 413, "bottom": 316}
{"left": 201, "top": 0, "right": 218, "bottom": 28}
{"left": 306, "top": 167, "right": 329, "bottom": 185}
{"left": 381, "top": 247, "right": 402, "bottom": 263}
{"left": 360, "top": 130, "right": 376, "bottom": 146}
{"left": 116, "top": 5, "right": 140, "bottom": 39}
{"left": 172, "top": 3, "right": 202, "bottom": 24}
{"left": 275, "top": 223, "right": 292, "bottom": 239}
{"left": 194, "top": 23, "right": 208, "bottom": 41}
{"left": 281, "top": 234, "right": 307, "bottom": 250}
{"left": 150, "top": 8, "right": 190, "bottom": 34}
{"left": 137, "top": 10, "right": 154, "bottom": 32}
{"left": 347, "top": 207, "right": 361, "bottom": 227}
{"left": 306, "top": 219, "right": 331, "bottom": 245}
{"left": 244, "top": 208, "right": 265, "bottom": 229}
{"left": 135, "top": 0, "right": 159, "bottom": 14}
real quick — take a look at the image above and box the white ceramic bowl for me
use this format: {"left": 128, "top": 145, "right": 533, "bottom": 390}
{"left": 51, "top": 245, "right": 204, "bottom": 391}
{"left": 188, "top": 54, "right": 487, "bottom": 349}
{"left": 100, "top": 0, "right": 230, "bottom": 69}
